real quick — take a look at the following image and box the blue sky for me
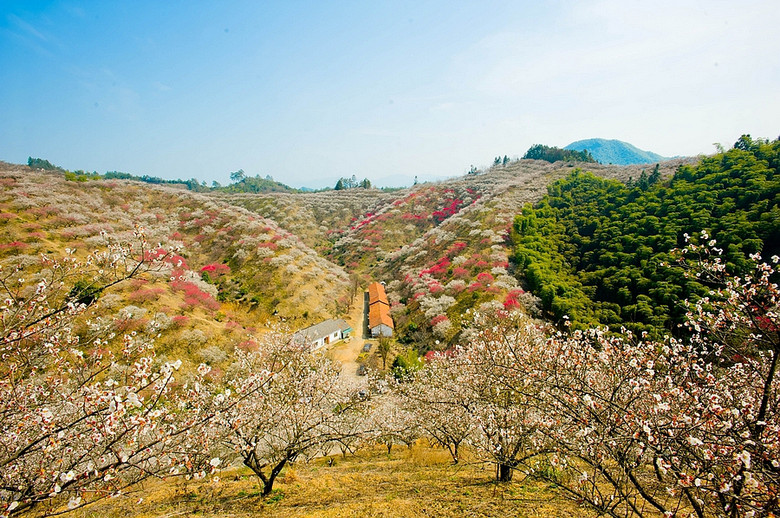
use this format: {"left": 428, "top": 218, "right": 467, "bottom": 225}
{"left": 1, "top": 1, "right": 778, "bottom": 188}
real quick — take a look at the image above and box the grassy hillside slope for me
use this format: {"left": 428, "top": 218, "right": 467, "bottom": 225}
{"left": 0, "top": 162, "right": 351, "bottom": 370}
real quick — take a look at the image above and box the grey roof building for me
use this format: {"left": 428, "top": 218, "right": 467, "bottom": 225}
{"left": 291, "top": 319, "right": 352, "bottom": 351}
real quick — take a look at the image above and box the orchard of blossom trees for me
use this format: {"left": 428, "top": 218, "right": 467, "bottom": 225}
{"left": 0, "top": 230, "right": 225, "bottom": 516}
{"left": 392, "top": 235, "right": 779, "bottom": 517}
{"left": 0, "top": 233, "right": 368, "bottom": 515}
{"left": 2, "top": 233, "right": 778, "bottom": 517}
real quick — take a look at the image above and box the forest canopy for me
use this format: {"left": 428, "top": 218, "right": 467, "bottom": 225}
{"left": 512, "top": 135, "right": 780, "bottom": 337}
{"left": 522, "top": 144, "right": 597, "bottom": 164}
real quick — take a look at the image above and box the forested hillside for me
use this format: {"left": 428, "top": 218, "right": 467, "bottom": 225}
{"left": 512, "top": 135, "right": 780, "bottom": 335}
{"left": 330, "top": 158, "right": 686, "bottom": 349}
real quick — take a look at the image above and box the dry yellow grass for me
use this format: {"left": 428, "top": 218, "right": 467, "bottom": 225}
{"left": 70, "top": 444, "right": 593, "bottom": 518}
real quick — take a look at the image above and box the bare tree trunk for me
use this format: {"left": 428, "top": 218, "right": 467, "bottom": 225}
{"left": 498, "top": 462, "right": 514, "bottom": 482}
{"left": 244, "top": 456, "right": 288, "bottom": 497}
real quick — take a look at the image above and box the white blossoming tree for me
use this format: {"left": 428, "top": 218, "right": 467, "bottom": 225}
{"left": 394, "top": 352, "right": 473, "bottom": 463}
{"left": 529, "top": 238, "right": 780, "bottom": 517}
{"left": 0, "top": 232, "right": 219, "bottom": 517}
{"left": 218, "top": 332, "right": 370, "bottom": 496}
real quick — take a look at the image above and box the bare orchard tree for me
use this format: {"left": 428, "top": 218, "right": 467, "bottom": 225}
{"left": 0, "top": 231, "right": 219, "bottom": 517}
{"left": 377, "top": 336, "right": 392, "bottom": 370}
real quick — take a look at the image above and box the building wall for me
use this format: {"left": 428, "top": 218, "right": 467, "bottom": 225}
{"left": 371, "top": 324, "right": 393, "bottom": 337}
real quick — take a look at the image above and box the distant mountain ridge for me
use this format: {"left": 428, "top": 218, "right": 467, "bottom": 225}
{"left": 564, "top": 138, "right": 667, "bottom": 165}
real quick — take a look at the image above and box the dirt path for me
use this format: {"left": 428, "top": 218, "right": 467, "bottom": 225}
{"left": 327, "top": 292, "right": 369, "bottom": 383}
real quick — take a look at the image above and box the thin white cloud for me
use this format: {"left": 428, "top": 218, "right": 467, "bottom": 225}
{"left": 7, "top": 13, "right": 48, "bottom": 41}
{"left": 153, "top": 81, "right": 173, "bottom": 92}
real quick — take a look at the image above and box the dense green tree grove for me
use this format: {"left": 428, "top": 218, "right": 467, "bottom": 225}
{"left": 512, "top": 135, "right": 780, "bottom": 336}
{"left": 27, "top": 157, "right": 65, "bottom": 171}
{"left": 221, "top": 173, "right": 294, "bottom": 193}
{"left": 522, "top": 144, "right": 596, "bottom": 163}
{"left": 334, "top": 175, "right": 372, "bottom": 190}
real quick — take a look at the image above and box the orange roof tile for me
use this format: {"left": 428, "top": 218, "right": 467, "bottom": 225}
{"left": 369, "top": 302, "right": 394, "bottom": 329}
{"left": 367, "top": 282, "right": 389, "bottom": 306}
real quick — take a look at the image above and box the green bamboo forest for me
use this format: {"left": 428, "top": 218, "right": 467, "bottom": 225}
{"left": 512, "top": 135, "right": 780, "bottom": 336}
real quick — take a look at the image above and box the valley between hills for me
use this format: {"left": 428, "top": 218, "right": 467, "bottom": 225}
{"left": 2, "top": 135, "right": 779, "bottom": 517}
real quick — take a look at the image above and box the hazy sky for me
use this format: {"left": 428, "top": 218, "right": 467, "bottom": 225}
{"left": 1, "top": 1, "right": 778, "bottom": 188}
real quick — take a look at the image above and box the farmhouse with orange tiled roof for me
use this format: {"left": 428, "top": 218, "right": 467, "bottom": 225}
{"left": 367, "top": 281, "right": 393, "bottom": 337}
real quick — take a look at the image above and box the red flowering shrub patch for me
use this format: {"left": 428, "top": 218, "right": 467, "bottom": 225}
{"left": 128, "top": 287, "right": 166, "bottom": 303}
{"left": 428, "top": 282, "right": 444, "bottom": 294}
{"left": 29, "top": 205, "right": 60, "bottom": 217}
{"left": 171, "top": 280, "right": 220, "bottom": 311}
{"left": 171, "top": 315, "right": 190, "bottom": 327}
{"left": 0, "top": 241, "right": 29, "bottom": 250}
{"left": 236, "top": 339, "right": 258, "bottom": 352}
{"left": 362, "top": 229, "right": 384, "bottom": 243}
{"left": 463, "top": 254, "right": 483, "bottom": 267}
{"left": 430, "top": 314, "right": 449, "bottom": 327}
{"left": 476, "top": 272, "right": 495, "bottom": 285}
{"left": 452, "top": 267, "right": 469, "bottom": 278}
{"left": 448, "top": 281, "right": 466, "bottom": 294}
{"left": 432, "top": 198, "right": 465, "bottom": 224}
{"left": 503, "top": 289, "right": 525, "bottom": 309}
{"left": 420, "top": 256, "right": 451, "bottom": 278}
{"left": 224, "top": 320, "right": 242, "bottom": 331}
{"left": 201, "top": 263, "right": 231, "bottom": 277}
{"left": 446, "top": 241, "right": 468, "bottom": 256}
{"left": 114, "top": 316, "right": 148, "bottom": 333}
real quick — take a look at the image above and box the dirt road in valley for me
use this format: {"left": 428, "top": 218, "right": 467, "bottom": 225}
{"left": 327, "top": 292, "right": 370, "bottom": 383}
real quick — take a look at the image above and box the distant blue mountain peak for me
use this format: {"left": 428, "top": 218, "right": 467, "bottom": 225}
{"left": 565, "top": 138, "right": 667, "bottom": 165}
